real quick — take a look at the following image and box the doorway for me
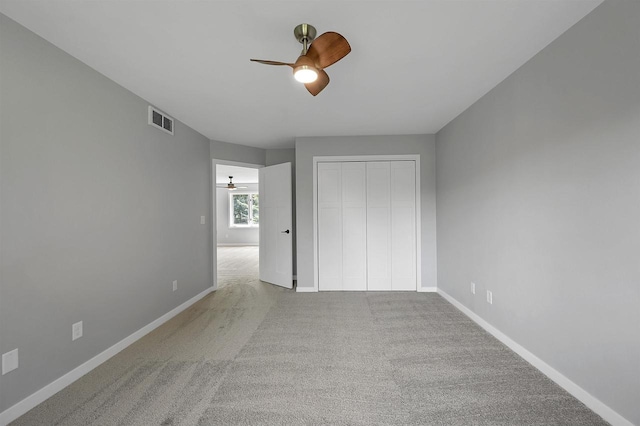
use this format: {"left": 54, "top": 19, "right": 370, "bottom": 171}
{"left": 214, "top": 161, "right": 262, "bottom": 289}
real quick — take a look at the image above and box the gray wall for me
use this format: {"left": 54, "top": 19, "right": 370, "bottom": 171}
{"left": 216, "top": 184, "right": 259, "bottom": 245}
{"left": 0, "top": 14, "right": 212, "bottom": 413}
{"left": 210, "top": 139, "right": 265, "bottom": 165}
{"left": 435, "top": 1, "right": 640, "bottom": 424}
{"left": 295, "top": 135, "right": 437, "bottom": 290}
{"left": 265, "top": 148, "right": 295, "bottom": 167}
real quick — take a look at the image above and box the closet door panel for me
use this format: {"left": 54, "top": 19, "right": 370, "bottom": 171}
{"left": 342, "top": 163, "right": 367, "bottom": 291}
{"left": 318, "top": 163, "right": 342, "bottom": 291}
{"left": 366, "top": 162, "right": 391, "bottom": 291}
{"left": 391, "top": 161, "right": 417, "bottom": 290}
{"left": 318, "top": 159, "right": 417, "bottom": 292}
{"left": 367, "top": 208, "right": 390, "bottom": 291}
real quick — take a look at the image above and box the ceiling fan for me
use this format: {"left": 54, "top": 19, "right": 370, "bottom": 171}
{"left": 217, "top": 176, "right": 248, "bottom": 191}
{"left": 250, "top": 23, "right": 351, "bottom": 96}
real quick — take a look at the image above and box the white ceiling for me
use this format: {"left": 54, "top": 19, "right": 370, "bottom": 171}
{"left": 216, "top": 165, "right": 259, "bottom": 185}
{"left": 0, "top": 0, "right": 602, "bottom": 149}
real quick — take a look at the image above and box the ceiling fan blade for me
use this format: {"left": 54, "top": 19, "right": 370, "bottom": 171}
{"left": 250, "top": 59, "right": 294, "bottom": 67}
{"left": 306, "top": 32, "right": 351, "bottom": 69}
{"left": 305, "top": 70, "right": 330, "bottom": 96}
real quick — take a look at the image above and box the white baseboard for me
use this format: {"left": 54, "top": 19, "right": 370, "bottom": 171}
{"left": 437, "top": 289, "right": 633, "bottom": 426}
{"left": 0, "top": 286, "right": 214, "bottom": 426}
{"left": 296, "top": 286, "right": 436, "bottom": 293}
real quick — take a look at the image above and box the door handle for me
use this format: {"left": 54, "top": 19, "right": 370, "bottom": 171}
{"left": 281, "top": 229, "right": 290, "bottom": 234}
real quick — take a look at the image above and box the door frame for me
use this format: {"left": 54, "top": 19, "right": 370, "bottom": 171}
{"left": 310, "top": 154, "right": 422, "bottom": 293}
{"left": 211, "top": 159, "right": 263, "bottom": 290}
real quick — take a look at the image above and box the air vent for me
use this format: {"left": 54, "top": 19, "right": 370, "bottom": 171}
{"left": 148, "top": 106, "right": 174, "bottom": 135}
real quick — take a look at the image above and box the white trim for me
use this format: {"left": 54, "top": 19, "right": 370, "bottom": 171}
{"left": 313, "top": 155, "right": 421, "bottom": 163}
{"left": 213, "top": 160, "right": 264, "bottom": 169}
{"left": 418, "top": 286, "right": 438, "bottom": 292}
{"left": 0, "top": 286, "right": 214, "bottom": 426}
{"left": 414, "top": 157, "right": 422, "bottom": 291}
{"left": 216, "top": 243, "right": 259, "bottom": 247}
{"left": 312, "top": 155, "right": 421, "bottom": 293}
{"left": 437, "top": 289, "right": 633, "bottom": 426}
{"left": 312, "top": 158, "right": 319, "bottom": 291}
{"left": 296, "top": 286, "right": 317, "bottom": 293}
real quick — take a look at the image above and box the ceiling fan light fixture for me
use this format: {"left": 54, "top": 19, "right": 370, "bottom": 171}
{"left": 293, "top": 55, "right": 318, "bottom": 83}
{"left": 252, "top": 25, "right": 350, "bottom": 95}
{"left": 294, "top": 66, "right": 318, "bottom": 83}
{"left": 226, "top": 176, "right": 238, "bottom": 190}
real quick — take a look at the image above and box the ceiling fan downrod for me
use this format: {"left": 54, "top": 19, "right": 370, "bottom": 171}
{"left": 294, "top": 23, "right": 317, "bottom": 55}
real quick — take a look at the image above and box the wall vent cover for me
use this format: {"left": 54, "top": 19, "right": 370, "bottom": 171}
{"left": 148, "top": 106, "right": 174, "bottom": 135}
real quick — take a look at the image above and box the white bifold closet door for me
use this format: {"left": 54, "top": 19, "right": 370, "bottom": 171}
{"left": 366, "top": 161, "right": 416, "bottom": 291}
{"left": 390, "top": 161, "right": 416, "bottom": 290}
{"left": 318, "top": 160, "right": 416, "bottom": 291}
{"left": 366, "top": 162, "right": 391, "bottom": 291}
{"left": 318, "top": 162, "right": 367, "bottom": 291}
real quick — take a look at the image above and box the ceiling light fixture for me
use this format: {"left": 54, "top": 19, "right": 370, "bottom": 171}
{"left": 250, "top": 23, "right": 350, "bottom": 95}
{"left": 215, "top": 176, "right": 248, "bottom": 191}
{"left": 293, "top": 24, "right": 318, "bottom": 84}
{"left": 293, "top": 55, "right": 318, "bottom": 83}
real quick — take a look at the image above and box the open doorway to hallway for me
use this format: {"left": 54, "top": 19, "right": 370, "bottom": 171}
{"left": 215, "top": 164, "right": 260, "bottom": 288}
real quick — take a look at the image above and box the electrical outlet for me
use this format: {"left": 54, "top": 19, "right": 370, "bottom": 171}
{"left": 2, "top": 349, "right": 19, "bottom": 375}
{"left": 173, "top": 280, "right": 178, "bottom": 292}
{"left": 200, "top": 216, "right": 205, "bottom": 225}
{"left": 72, "top": 321, "right": 83, "bottom": 341}
{"left": 471, "top": 282, "right": 476, "bottom": 294}
{"left": 486, "top": 290, "right": 493, "bottom": 304}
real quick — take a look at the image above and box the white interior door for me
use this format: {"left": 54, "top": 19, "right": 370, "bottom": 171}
{"left": 259, "top": 162, "right": 292, "bottom": 289}
{"left": 391, "top": 161, "right": 417, "bottom": 290}
{"left": 318, "top": 163, "right": 343, "bottom": 290}
{"left": 367, "top": 162, "right": 392, "bottom": 291}
{"left": 341, "top": 163, "right": 367, "bottom": 291}
{"left": 316, "top": 158, "right": 418, "bottom": 292}
{"left": 318, "top": 162, "right": 367, "bottom": 291}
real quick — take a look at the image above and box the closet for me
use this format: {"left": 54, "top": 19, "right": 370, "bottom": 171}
{"left": 317, "top": 160, "right": 417, "bottom": 291}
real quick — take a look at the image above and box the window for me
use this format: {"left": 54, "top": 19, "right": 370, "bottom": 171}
{"left": 230, "top": 193, "right": 259, "bottom": 227}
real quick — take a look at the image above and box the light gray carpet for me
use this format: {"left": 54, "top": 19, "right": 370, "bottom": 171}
{"left": 216, "top": 246, "right": 259, "bottom": 289}
{"left": 12, "top": 282, "right": 607, "bottom": 424}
